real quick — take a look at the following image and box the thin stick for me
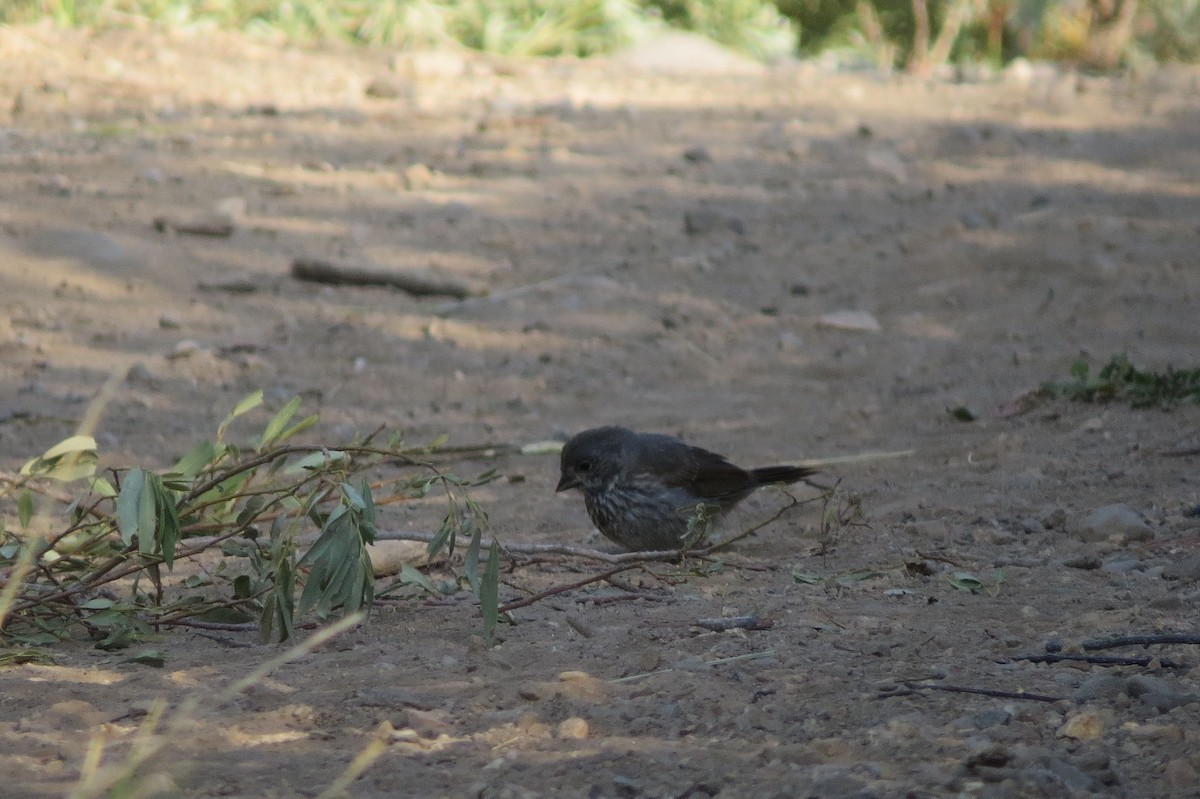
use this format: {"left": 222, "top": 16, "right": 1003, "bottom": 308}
{"left": 1082, "top": 633, "right": 1200, "bottom": 650}
{"left": 890, "top": 681, "right": 1064, "bottom": 703}
{"left": 497, "top": 564, "right": 644, "bottom": 613}
{"left": 693, "top": 615, "right": 773, "bottom": 632}
{"left": 1016, "top": 653, "right": 1183, "bottom": 668}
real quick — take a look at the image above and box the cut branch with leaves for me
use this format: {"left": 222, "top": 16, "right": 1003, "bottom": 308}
{"left": 0, "top": 390, "right": 498, "bottom": 647}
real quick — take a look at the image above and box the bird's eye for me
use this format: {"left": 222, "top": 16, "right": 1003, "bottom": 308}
{"left": 576, "top": 461, "right": 592, "bottom": 472}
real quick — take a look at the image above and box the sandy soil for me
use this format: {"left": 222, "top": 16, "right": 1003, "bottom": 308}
{"left": 2, "top": 23, "right": 1200, "bottom": 799}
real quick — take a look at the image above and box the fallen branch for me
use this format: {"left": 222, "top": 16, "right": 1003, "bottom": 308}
{"left": 291, "top": 257, "right": 484, "bottom": 299}
{"left": 1016, "top": 652, "right": 1183, "bottom": 668}
{"left": 496, "top": 564, "right": 644, "bottom": 613}
{"left": 1082, "top": 633, "right": 1200, "bottom": 650}
{"left": 882, "top": 681, "right": 1064, "bottom": 703}
{"left": 693, "top": 615, "right": 772, "bottom": 632}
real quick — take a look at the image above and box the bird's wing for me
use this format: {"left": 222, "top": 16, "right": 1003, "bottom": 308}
{"left": 634, "top": 436, "right": 750, "bottom": 500}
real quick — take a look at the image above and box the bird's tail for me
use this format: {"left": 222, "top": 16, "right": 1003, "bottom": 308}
{"left": 749, "top": 465, "right": 817, "bottom": 486}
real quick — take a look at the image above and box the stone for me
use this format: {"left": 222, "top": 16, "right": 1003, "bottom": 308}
{"left": 1162, "top": 555, "right": 1200, "bottom": 582}
{"left": 815, "top": 310, "right": 881, "bottom": 333}
{"left": 1057, "top": 712, "right": 1104, "bottom": 740}
{"left": 557, "top": 717, "right": 589, "bottom": 739}
{"left": 1074, "top": 504, "right": 1152, "bottom": 543}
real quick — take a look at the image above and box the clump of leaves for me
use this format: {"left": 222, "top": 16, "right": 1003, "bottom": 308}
{"left": 0, "top": 391, "right": 497, "bottom": 647}
{"left": 1043, "top": 356, "right": 1200, "bottom": 408}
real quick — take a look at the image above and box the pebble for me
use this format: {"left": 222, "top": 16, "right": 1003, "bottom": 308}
{"left": 1125, "top": 675, "right": 1196, "bottom": 712}
{"left": 683, "top": 208, "right": 744, "bottom": 236}
{"left": 24, "top": 228, "right": 129, "bottom": 267}
{"left": 1101, "top": 553, "right": 1143, "bottom": 573}
{"left": 1161, "top": 555, "right": 1200, "bottom": 582}
{"left": 168, "top": 339, "right": 204, "bottom": 360}
{"left": 1163, "top": 758, "right": 1199, "bottom": 790}
{"left": 1057, "top": 711, "right": 1104, "bottom": 740}
{"left": 556, "top": 717, "right": 589, "bottom": 739}
{"left": 815, "top": 310, "right": 881, "bottom": 333}
{"left": 1073, "top": 504, "right": 1152, "bottom": 543}
{"left": 1040, "top": 506, "right": 1067, "bottom": 530}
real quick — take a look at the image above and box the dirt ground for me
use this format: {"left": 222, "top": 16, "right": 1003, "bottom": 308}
{"left": 2, "top": 22, "right": 1200, "bottom": 799}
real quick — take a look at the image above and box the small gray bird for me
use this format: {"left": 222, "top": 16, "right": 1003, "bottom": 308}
{"left": 556, "top": 426, "right": 816, "bottom": 551}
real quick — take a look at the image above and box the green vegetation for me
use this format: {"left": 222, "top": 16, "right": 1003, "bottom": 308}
{"left": 1, "top": 0, "right": 1196, "bottom": 66}
{"left": 1044, "top": 356, "right": 1200, "bottom": 407}
{"left": 0, "top": 391, "right": 499, "bottom": 647}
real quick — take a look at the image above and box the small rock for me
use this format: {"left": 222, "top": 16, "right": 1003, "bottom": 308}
{"left": 682, "top": 145, "right": 712, "bottom": 163}
{"left": 355, "top": 688, "right": 438, "bottom": 711}
{"left": 126, "top": 362, "right": 156, "bottom": 385}
{"left": 1163, "top": 758, "right": 1199, "bottom": 790}
{"left": 1161, "top": 555, "right": 1200, "bottom": 582}
{"left": 365, "top": 77, "right": 405, "bottom": 99}
{"left": 865, "top": 147, "right": 907, "bottom": 183}
{"left": 1101, "top": 553, "right": 1143, "bottom": 573}
{"left": 24, "top": 228, "right": 129, "bottom": 267}
{"left": 168, "top": 340, "right": 203, "bottom": 360}
{"left": 1040, "top": 506, "right": 1067, "bottom": 530}
{"left": 1057, "top": 711, "right": 1104, "bottom": 740}
{"left": 863, "top": 642, "right": 891, "bottom": 658}
{"left": 405, "top": 708, "right": 451, "bottom": 737}
{"left": 141, "top": 167, "right": 166, "bottom": 184}
{"left": 958, "top": 210, "right": 988, "bottom": 229}
{"left": 1043, "top": 756, "right": 1098, "bottom": 791}
{"left": 1073, "top": 504, "right": 1152, "bottom": 543}
{"left": 1073, "top": 674, "right": 1125, "bottom": 701}
{"left": 778, "top": 332, "right": 804, "bottom": 353}
{"left": 684, "top": 208, "right": 744, "bottom": 236}
{"left": 153, "top": 211, "right": 235, "bottom": 237}
{"left": 371, "top": 539, "right": 431, "bottom": 576}
{"left": 557, "top": 717, "right": 589, "bottom": 739}
{"left": 402, "top": 163, "right": 435, "bottom": 191}
{"left": 1127, "top": 722, "right": 1183, "bottom": 742}
{"left": 158, "top": 313, "right": 182, "bottom": 330}
{"left": 1126, "top": 675, "right": 1196, "bottom": 712}
{"left": 815, "top": 310, "right": 881, "bottom": 333}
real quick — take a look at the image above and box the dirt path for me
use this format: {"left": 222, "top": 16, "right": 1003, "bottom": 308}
{"left": 2, "top": 25, "right": 1199, "bottom": 798}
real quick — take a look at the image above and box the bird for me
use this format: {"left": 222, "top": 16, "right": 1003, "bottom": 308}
{"left": 556, "top": 426, "right": 816, "bottom": 551}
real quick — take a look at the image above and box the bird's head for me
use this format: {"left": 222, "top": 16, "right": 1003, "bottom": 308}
{"left": 556, "top": 426, "right": 631, "bottom": 493}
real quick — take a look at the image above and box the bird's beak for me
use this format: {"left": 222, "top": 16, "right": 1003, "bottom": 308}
{"left": 556, "top": 473, "right": 580, "bottom": 492}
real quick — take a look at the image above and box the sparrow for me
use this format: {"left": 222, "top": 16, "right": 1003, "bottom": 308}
{"left": 556, "top": 426, "right": 815, "bottom": 551}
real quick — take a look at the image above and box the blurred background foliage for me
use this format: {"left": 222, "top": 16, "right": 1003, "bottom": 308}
{"left": 0, "top": 0, "right": 1196, "bottom": 67}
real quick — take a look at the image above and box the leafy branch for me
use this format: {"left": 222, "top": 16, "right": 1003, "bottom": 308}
{"left": 0, "top": 391, "right": 498, "bottom": 647}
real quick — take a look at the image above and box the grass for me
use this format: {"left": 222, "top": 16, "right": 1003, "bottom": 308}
{"left": 1043, "top": 356, "right": 1200, "bottom": 408}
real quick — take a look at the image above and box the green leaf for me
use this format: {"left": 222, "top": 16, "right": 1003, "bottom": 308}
{"left": 120, "top": 650, "right": 166, "bottom": 668}
{"left": 17, "top": 489, "right": 33, "bottom": 529}
{"left": 947, "top": 571, "right": 984, "bottom": 593}
{"left": 88, "top": 477, "right": 117, "bottom": 498}
{"left": 464, "top": 523, "right": 482, "bottom": 594}
{"left": 116, "top": 468, "right": 148, "bottom": 547}
{"left": 258, "top": 396, "right": 302, "bottom": 452}
{"left": 39, "top": 435, "right": 98, "bottom": 461}
{"left": 218, "top": 390, "right": 263, "bottom": 441}
{"left": 480, "top": 540, "right": 501, "bottom": 646}
{"left": 172, "top": 440, "right": 219, "bottom": 479}
{"left": 946, "top": 406, "right": 976, "bottom": 422}
{"left": 80, "top": 598, "right": 115, "bottom": 610}
{"left": 137, "top": 473, "right": 158, "bottom": 557}
{"left": 399, "top": 564, "right": 437, "bottom": 594}
{"left": 154, "top": 479, "right": 180, "bottom": 568}
{"left": 0, "top": 650, "right": 55, "bottom": 666}
{"left": 285, "top": 450, "right": 346, "bottom": 473}
{"left": 275, "top": 414, "right": 318, "bottom": 445}
{"left": 791, "top": 571, "right": 823, "bottom": 585}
